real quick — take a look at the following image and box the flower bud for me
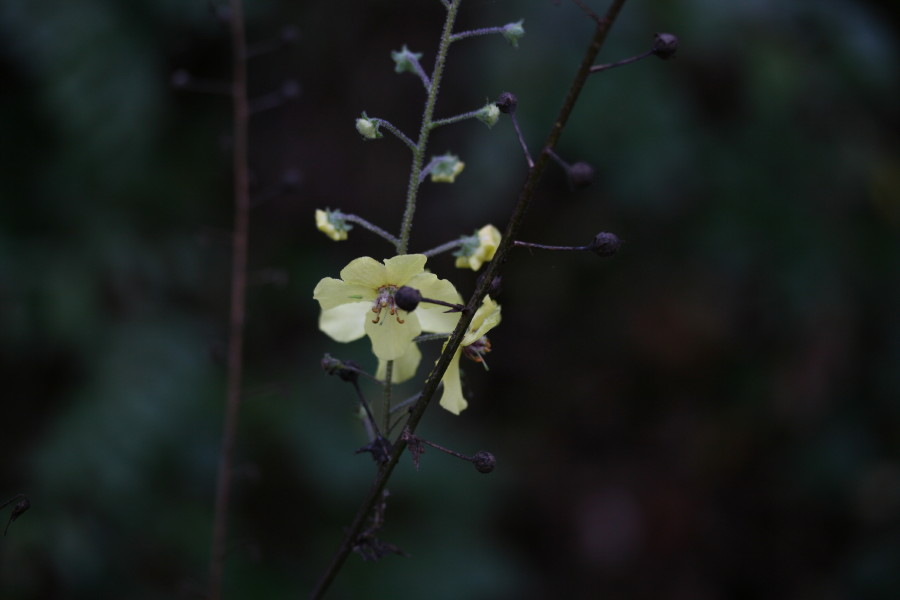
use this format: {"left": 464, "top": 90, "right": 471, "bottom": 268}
{"left": 455, "top": 224, "right": 501, "bottom": 271}
{"left": 321, "top": 354, "right": 360, "bottom": 383}
{"left": 496, "top": 92, "right": 518, "bottom": 114}
{"left": 472, "top": 451, "right": 496, "bottom": 474}
{"left": 476, "top": 102, "right": 501, "bottom": 128}
{"left": 502, "top": 20, "right": 525, "bottom": 48}
{"left": 355, "top": 112, "right": 382, "bottom": 140}
{"left": 589, "top": 232, "right": 621, "bottom": 257}
{"left": 430, "top": 153, "right": 465, "bottom": 183}
{"left": 568, "top": 161, "right": 596, "bottom": 190}
{"left": 315, "top": 209, "right": 351, "bottom": 241}
{"left": 394, "top": 286, "right": 422, "bottom": 312}
{"left": 391, "top": 44, "right": 423, "bottom": 75}
{"left": 651, "top": 33, "right": 679, "bottom": 60}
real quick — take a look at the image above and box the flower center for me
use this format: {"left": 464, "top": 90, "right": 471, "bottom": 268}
{"left": 463, "top": 336, "right": 491, "bottom": 363}
{"left": 371, "top": 285, "right": 405, "bottom": 324}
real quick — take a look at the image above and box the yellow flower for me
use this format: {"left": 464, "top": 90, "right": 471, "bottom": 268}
{"left": 315, "top": 209, "right": 349, "bottom": 241}
{"left": 430, "top": 154, "right": 465, "bottom": 183}
{"left": 313, "top": 255, "right": 461, "bottom": 380}
{"left": 455, "top": 224, "right": 501, "bottom": 271}
{"left": 439, "top": 296, "right": 501, "bottom": 415}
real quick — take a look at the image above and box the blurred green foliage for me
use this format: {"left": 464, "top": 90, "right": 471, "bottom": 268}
{"left": 1, "top": 0, "right": 898, "bottom": 598}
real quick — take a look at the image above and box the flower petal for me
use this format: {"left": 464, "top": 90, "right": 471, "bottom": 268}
{"left": 365, "top": 310, "right": 422, "bottom": 360}
{"left": 340, "top": 256, "right": 387, "bottom": 288}
{"left": 319, "top": 302, "right": 368, "bottom": 342}
{"left": 383, "top": 254, "right": 428, "bottom": 286}
{"left": 409, "top": 272, "right": 461, "bottom": 305}
{"left": 417, "top": 305, "right": 461, "bottom": 334}
{"left": 313, "top": 277, "right": 374, "bottom": 311}
{"left": 463, "top": 296, "right": 501, "bottom": 346}
{"left": 438, "top": 349, "right": 467, "bottom": 415}
{"left": 376, "top": 343, "right": 422, "bottom": 384}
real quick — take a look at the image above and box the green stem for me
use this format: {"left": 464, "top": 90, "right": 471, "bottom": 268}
{"left": 339, "top": 213, "right": 401, "bottom": 245}
{"left": 421, "top": 238, "right": 464, "bottom": 257}
{"left": 382, "top": 361, "right": 393, "bottom": 435}
{"left": 430, "top": 107, "right": 483, "bottom": 129}
{"left": 396, "top": 0, "right": 462, "bottom": 254}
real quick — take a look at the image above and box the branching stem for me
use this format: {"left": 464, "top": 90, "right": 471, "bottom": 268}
{"left": 309, "top": 1, "right": 629, "bottom": 597}
{"left": 340, "top": 213, "right": 401, "bottom": 246}
{"left": 371, "top": 118, "right": 417, "bottom": 151}
{"left": 396, "top": 0, "right": 462, "bottom": 254}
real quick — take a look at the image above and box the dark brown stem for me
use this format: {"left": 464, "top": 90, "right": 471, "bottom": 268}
{"left": 309, "top": 1, "right": 628, "bottom": 597}
{"left": 209, "top": 0, "right": 250, "bottom": 597}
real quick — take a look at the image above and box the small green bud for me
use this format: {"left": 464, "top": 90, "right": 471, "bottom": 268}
{"left": 430, "top": 153, "right": 465, "bottom": 183}
{"left": 391, "top": 44, "right": 423, "bottom": 75}
{"left": 355, "top": 112, "right": 382, "bottom": 140}
{"left": 476, "top": 102, "right": 501, "bottom": 128}
{"left": 502, "top": 20, "right": 525, "bottom": 48}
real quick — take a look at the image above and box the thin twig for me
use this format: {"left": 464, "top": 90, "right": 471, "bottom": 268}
{"left": 309, "top": 1, "right": 629, "bottom": 597}
{"left": 371, "top": 118, "right": 417, "bottom": 152}
{"left": 449, "top": 26, "right": 505, "bottom": 43}
{"left": 340, "top": 213, "right": 401, "bottom": 246}
{"left": 589, "top": 49, "right": 653, "bottom": 73}
{"left": 421, "top": 238, "right": 464, "bottom": 257}
{"left": 510, "top": 112, "right": 534, "bottom": 169}
{"left": 209, "top": 0, "right": 250, "bottom": 597}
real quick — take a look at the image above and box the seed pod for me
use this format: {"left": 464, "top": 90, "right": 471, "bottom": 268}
{"left": 472, "top": 451, "right": 496, "bottom": 474}
{"left": 394, "top": 286, "right": 422, "bottom": 312}
{"left": 589, "top": 232, "right": 621, "bottom": 257}
{"left": 496, "top": 92, "right": 518, "bottom": 114}
{"left": 651, "top": 33, "right": 679, "bottom": 60}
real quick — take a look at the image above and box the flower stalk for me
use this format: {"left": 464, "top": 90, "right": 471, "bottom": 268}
{"left": 309, "top": 1, "right": 630, "bottom": 596}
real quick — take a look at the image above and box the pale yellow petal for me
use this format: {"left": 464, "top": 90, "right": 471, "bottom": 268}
{"left": 375, "top": 343, "right": 422, "bottom": 384}
{"left": 383, "top": 254, "right": 427, "bottom": 285}
{"left": 340, "top": 256, "right": 387, "bottom": 288}
{"left": 417, "top": 305, "right": 461, "bottom": 334}
{"left": 408, "top": 272, "right": 461, "bottom": 305}
{"left": 438, "top": 349, "right": 467, "bottom": 415}
{"left": 313, "top": 278, "right": 375, "bottom": 311}
{"left": 365, "top": 310, "right": 422, "bottom": 360}
{"left": 463, "top": 296, "right": 501, "bottom": 346}
{"left": 319, "top": 303, "right": 368, "bottom": 342}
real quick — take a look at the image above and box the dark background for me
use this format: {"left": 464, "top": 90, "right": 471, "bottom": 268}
{"left": 1, "top": 0, "right": 899, "bottom": 598}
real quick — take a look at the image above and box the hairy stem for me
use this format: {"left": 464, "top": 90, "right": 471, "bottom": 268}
{"left": 209, "top": 0, "right": 250, "bottom": 597}
{"left": 396, "top": 0, "right": 462, "bottom": 254}
{"left": 309, "top": 1, "right": 628, "bottom": 597}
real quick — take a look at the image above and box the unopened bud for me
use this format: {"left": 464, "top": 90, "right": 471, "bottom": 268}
{"left": 355, "top": 113, "right": 382, "bottom": 140}
{"left": 477, "top": 102, "right": 501, "bottom": 128}
{"left": 472, "top": 451, "right": 496, "bottom": 474}
{"left": 568, "top": 162, "right": 596, "bottom": 190}
{"left": 589, "top": 232, "right": 621, "bottom": 257}
{"left": 321, "top": 354, "right": 360, "bottom": 383}
{"left": 651, "top": 33, "right": 679, "bottom": 60}
{"left": 502, "top": 20, "right": 525, "bottom": 48}
{"left": 394, "top": 286, "right": 422, "bottom": 312}
{"left": 496, "top": 92, "right": 518, "bottom": 114}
